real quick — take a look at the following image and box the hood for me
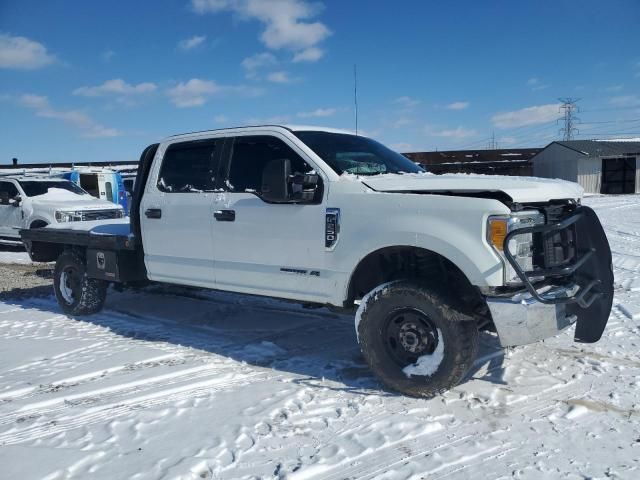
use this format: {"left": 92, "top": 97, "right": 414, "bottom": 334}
{"left": 360, "top": 173, "right": 584, "bottom": 204}
{"left": 30, "top": 189, "right": 120, "bottom": 210}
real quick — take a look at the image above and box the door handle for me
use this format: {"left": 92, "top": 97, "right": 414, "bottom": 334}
{"left": 214, "top": 209, "right": 235, "bottom": 221}
{"left": 145, "top": 208, "right": 162, "bottom": 219}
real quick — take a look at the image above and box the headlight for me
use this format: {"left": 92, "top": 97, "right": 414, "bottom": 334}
{"left": 487, "top": 211, "right": 545, "bottom": 285}
{"left": 55, "top": 210, "right": 83, "bottom": 223}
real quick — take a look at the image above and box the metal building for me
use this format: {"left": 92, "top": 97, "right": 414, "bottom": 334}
{"left": 532, "top": 140, "right": 640, "bottom": 194}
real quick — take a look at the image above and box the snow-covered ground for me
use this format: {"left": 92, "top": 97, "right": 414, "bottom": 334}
{"left": 0, "top": 247, "right": 34, "bottom": 265}
{"left": 0, "top": 195, "right": 639, "bottom": 479}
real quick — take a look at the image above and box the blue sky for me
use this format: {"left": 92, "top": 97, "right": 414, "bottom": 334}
{"left": 1, "top": 0, "right": 639, "bottom": 163}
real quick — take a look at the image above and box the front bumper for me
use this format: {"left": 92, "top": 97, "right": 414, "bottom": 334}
{"left": 486, "top": 286, "right": 578, "bottom": 347}
{"left": 487, "top": 206, "right": 614, "bottom": 347}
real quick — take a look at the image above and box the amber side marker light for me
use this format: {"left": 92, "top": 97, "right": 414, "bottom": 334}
{"left": 488, "top": 217, "right": 508, "bottom": 251}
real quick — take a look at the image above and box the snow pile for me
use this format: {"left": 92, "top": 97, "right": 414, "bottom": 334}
{"left": 0, "top": 249, "right": 33, "bottom": 265}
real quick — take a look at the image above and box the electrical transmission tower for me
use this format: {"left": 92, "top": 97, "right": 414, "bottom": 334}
{"left": 558, "top": 98, "right": 580, "bottom": 141}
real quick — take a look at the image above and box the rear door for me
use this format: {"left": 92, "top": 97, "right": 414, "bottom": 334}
{"left": 140, "top": 138, "right": 221, "bottom": 287}
{"left": 0, "top": 181, "right": 22, "bottom": 238}
{"left": 211, "top": 134, "right": 329, "bottom": 302}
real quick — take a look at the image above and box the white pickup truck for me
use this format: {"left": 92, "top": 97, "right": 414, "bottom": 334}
{"left": 21, "top": 125, "right": 614, "bottom": 397}
{"left": 0, "top": 175, "right": 124, "bottom": 245}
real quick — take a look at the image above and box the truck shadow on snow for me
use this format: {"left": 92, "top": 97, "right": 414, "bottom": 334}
{"left": 6, "top": 283, "right": 507, "bottom": 396}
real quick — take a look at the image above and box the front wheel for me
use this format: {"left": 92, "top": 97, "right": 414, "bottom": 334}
{"left": 54, "top": 251, "right": 107, "bottom": 315}
{"left": 356, "top": 281, "right": 479, "bottom": 398}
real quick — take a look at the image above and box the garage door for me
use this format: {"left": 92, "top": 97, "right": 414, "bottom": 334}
{"left": 601, "top": 157, "right": 636, "bottom": 194}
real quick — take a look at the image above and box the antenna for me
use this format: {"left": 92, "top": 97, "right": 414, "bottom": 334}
{"left": 353, "top": 64, "right": 359, "bottom": 135}
{"left": 558, "top": 98, "right": 580, "bottom": 141}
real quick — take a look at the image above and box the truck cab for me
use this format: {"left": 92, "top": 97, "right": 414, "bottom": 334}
{"left": 20, "top": 125, "right": 614, "bottom": 398}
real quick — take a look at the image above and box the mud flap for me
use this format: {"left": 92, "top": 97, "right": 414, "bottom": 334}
{"left": 567, "top": 206, "right": 614, "bottom": 343}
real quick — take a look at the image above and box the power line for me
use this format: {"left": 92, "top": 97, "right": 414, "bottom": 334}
{"left": 558, "top": 98, "right": 580, "bottom": 141}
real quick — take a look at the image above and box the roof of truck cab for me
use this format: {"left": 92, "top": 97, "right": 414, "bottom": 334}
{"left": 0, "top": 175, "right": 69, "bottom": 182}
{"left": 163, "top": 124, "right": 355, "bottom": 142}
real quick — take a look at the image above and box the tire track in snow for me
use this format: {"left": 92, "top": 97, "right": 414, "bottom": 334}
{"left": 0, "top": 361, "right": 249, "bottom": 428}
{"left": 0, "top": 371, "right": 266, "bottom": 445}
{"left": 291, "top": 380, "right": 589, "bottom": 480}
{"left": 0, "top": 353, "right": 181, "bottom": 401}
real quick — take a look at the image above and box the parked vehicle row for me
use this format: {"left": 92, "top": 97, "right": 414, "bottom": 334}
{"left": 0, "top": 175, "right": 124, "bottom": 245}
{"left": 20, "top": 125, "right": 614, "bottom": 398}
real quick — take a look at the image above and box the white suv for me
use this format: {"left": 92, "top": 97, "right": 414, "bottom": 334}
{"left": 0, "top": 176, "right": 124, "bottom": 245}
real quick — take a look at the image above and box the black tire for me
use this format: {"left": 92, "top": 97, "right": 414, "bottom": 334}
{"left": 53, "top": 250, "right": 107, "bottom": 315}
{"left": 23, "top": 221, "right": 47, "bottom": 259}
{"left": 356, "top": 281, "right": 479, "bottom": 398}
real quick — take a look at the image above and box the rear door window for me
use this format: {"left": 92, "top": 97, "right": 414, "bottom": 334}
{"left": 158, "top": 139, "right": 219, "bottom": 192}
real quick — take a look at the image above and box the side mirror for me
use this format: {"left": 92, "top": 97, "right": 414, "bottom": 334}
{"left": 261, "top": 158, "right": 291, "bottom": 203}
{"left": 0, "top": 191, "right": 8, "bottom": 205}
{"left": 10, "top": 195, "right": 22, "bottom": 207}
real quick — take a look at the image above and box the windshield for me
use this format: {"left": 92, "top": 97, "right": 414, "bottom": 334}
{"left": 19, "top": 180, "right": 88, "bottom": 197}
{"left": 294, "top": 131, "right": 424, "bottom": 176}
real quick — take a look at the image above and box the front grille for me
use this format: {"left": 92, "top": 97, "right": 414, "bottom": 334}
{"left": 534, "top": 203, "right": 579, "bottom": 273}
{"left": 81, "top": 209, "right": 121, "bottom": 221}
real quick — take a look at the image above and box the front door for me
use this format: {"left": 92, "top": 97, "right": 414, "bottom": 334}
{"left": 212, "top": 134, "right": 328, "bottom": 303}
{"left": 0, "top": 181, "right": 22, "bottom": 239}
{"left": 140, "top": 138, "right": 221, "bottom": 287}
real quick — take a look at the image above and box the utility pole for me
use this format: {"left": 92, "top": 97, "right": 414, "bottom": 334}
{"left": 558, "top": 98, "right": 580, "bottom": 141}
{"left": 488, "top": 131, "right": 497, "bottom": 150}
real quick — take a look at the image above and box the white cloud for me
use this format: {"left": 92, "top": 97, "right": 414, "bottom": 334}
{"left": 167, "top": 78, "right": 263, "bottom": 107}
{"left": 610, "top": 95, "right": 640, "bottom": 107}
{"left": 293, "top": 46, "right": 323, "bottom": 62}
{"left": 19, "top": 94, "right": 120, "bottom": 137}
{"left": 445, "top": 101, "right": 469, "bottom": 110}
{"left": 167, "top": 79, "right": 222, "bottom": 107}
{"left": 428, "top": 126, "right": 478, "bottom": 139}
{"left": 102, "top": 49, "right": 116, "bottom": 62}
{"left": 241, "top": 52, "right": 277, "bottom": 78}
{"left": 390, "top": 117, "right": 412, "bottom": 129}
{"left": 266, "top": 71, "right": 295, "bottom": 83}
{"left": 526, "top": 77, "right": 549, "bottom": 91}
{"left": 214, "top": 114, "right": 229, "bottom": 123}
{"left": 178, "top": 35, "right": 207, "bottom": 51}
{"left": 0, "top": 33, "right": 56, "bottom": 70}
{"left": 73, "top": 79, "right": 157, "bottom": 97}
{"left": 491, "top": 103, "right": 560, "bottom": 128}
{"left": 245, "top": 114, "right": 291, "bottom": 124}
{"left": 393, "top": 96, "right": 421, "bottom": 108}
{"left": 604, "top": 84, "right": 623, "bottom": 93}
{"left": 390, "top": 142, "right": 413, "bottom": 152}
{"left": 192, "top": 0, "right": 330, "bottom": 61}
{"left": 297, "top": 107, "right": 336, "bottom": 118}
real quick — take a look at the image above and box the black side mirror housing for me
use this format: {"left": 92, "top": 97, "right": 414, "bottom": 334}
{"left": 261, "top": 158, "right": 321, "bottom": 204}
{"left": 11, "top": 195, "right": 22, "bottom": 207}
{"left": 261, "top": 158, "right": 292, "bottom": 203}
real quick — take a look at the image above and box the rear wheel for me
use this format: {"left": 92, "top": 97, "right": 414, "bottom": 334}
{"left": 53, "top": 251, "right": 107, "bottom": 315}
{"left": 356, "top": 281, "right": 479, "bottom": 398}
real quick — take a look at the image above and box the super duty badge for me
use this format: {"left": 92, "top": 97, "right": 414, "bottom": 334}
{"left": 325, "top": 208, "right": 340, "bottom": 250}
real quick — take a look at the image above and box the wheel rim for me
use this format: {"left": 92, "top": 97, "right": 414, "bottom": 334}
{"left": 384, "top": 308, "right": 439, "bottom": 367}
{"left": 59, "top": 268, "right": 79, "bottom": 305}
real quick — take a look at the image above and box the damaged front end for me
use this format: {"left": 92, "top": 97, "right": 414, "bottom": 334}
{"left": 485, "top": 204, "right": 614, "bottom": 347}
